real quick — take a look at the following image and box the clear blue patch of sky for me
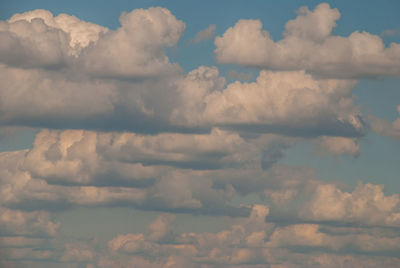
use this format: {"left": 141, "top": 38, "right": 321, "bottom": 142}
{"left": 281, "top": 132, "right": 400, "bottom": 195}
{"left": 0, "top": 128, "right": 39, "bottom": 152}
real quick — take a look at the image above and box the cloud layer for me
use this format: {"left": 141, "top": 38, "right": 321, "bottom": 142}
{"left": 1, "top": 3, "right": 399, "bottom": 267}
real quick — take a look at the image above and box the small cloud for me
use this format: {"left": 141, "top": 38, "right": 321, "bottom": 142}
{"left": 381, "top": 28, "right": 400, "bottom": 37}
{"left": 192, "top": 24, "right": 216, "bottom": 43}
{"left": 228, "top": 70, "right": 253, "bottom": 81}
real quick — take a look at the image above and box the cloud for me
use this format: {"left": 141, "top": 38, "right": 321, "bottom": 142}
{"left": 0, "top": 9, "right": 107, "bottom": 69}
{"left": 172, "top": 67, "right": 365, "bottom": 137}
{"left": 300, "top": 182, "right": 400, "bottom": 227}
{"left": 1, "top": 4, "right": 399, "bottom": 267}
{"left": 1, "top": 129, "right": 276, "bottom": 215}
{"left": 107, "top": 205, "right": 272, "bottom": 265}
{"left": 1, "top": 9, "right": 366, "bottom": 138}
{"left": 192, "top": 24, "right": 216, "bottom": 43}
{"left": 215, "top": 3, "right": 400, "bottom": 78}
{"left": 313, "top": 136, "right": 360, "bottom": 157}
{"left": 1, "top": 8, "right": 184, "bottom": 78}
{"left": 80, "top": 7, "right": 185, "bottom": 79}
{"left": 370, "top": 105, "right": 400, "bottom": 139}
{"left": 97, "top": 205, "right": 400, "bottom": 267}
{"left": 381, "top": 29, "right": 400, "bottom": 37}
{"left": 1, "top": 131, "right": 400, "bottom": 266}
{"left": 0, "top": 206, "right": 59, "bottom": 237}
{"left": 8, "top": 9, "right": 107, "bottom": 49}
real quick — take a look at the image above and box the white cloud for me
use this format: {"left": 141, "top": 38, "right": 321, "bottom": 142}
{"left": 173, "top": 67, "right": 364, "bottom": 137}
{"left": 215, "top": 3, "right": 400, "bottom": 78}
{"left": 80, "top": 7, "right": 185, "bottom": 78}
{"left": 1, "top": 8, "right": 184, "bottom": 79}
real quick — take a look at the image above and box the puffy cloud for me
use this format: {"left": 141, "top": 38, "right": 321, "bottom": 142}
{"left": 300, "top": 182, "right": 400, "bottom": 227}
{"left": 8, "top": 9, "right": 107, "bottom": 49}
{"left": 0, "top": 9, "right": 107, "bottom": 69}
{"left": 215, "top": 3, "right": 400, "bottom": 78}
{"left": 0, "top": 206, "right": 59, "bottom": 237}
{"left": 0, "top": 65, "right": 117, "bottom": 127}
{"left": 0, "top": 129, "right": 266, "bottom": 215}
{"left": 0, "top": 8, "right": 187, "bottom": 133}
{"left": 81, "top": 7, "right": 185, "bottom": 78}
{"left": 103, "top": 205, "right": 400, "bottom": 267}
{"left": 22, "top": 128, "right": 262, "bottom": 186}
{"left": 1, "top": 39, "right": 364, "bottom": 138}
{"left": 173, "top": 67, "right": 364, "bottom": 137}
{"left": 1, "top": 8, "right": 184, "bottom": 79}
{"left": 0, "top": 17, "right": 71, "bottom": 68}
{"left": 108, "top": 205, "right": 272, "bottom": 265}
{"left": 192, "top": 24, "right": 216, "bottom": 43}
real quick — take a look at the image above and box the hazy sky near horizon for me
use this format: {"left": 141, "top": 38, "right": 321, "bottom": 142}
{"left": 1, "top": 1, "right": 400, "bottom": 267}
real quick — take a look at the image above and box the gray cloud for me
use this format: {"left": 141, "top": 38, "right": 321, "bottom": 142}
{"left": 192, "top": 24, "right": 216, "bottom": 43}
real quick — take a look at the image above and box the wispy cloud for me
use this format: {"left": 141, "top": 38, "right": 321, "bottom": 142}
{"left": 192, "top": 24, "right": 216, "bottom": 43}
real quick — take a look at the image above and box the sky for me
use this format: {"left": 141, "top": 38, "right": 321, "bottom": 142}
{"left": 0, "top": 1, "right": 400, "bottom": 267}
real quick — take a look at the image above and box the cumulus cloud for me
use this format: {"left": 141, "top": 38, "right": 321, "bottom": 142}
{"left": 1, "top": 129, "right": 278, "bottom": 215}
{"left": 173, "top": 67, "right": 364, "bottom": 137}
{"left": 21, "top": 128, "right": 264, "bottom": 187}
{"left": 8, "top": 9, "right": 107, "bottom": 49}
{"left": 1, "top": 8, "right": 184, "bottom": 78}
{"left": 1, "top": 4, "right": 399, "bottom": 267}
{"left": 215, "top": 3, "right": 400, "bottom": 78}
{"left": 108, "top": 205, "right": 272, "bottom": 266}
{"left": 0, "top": 9, "right": 107, "bottom": 69}
{"left": 100, "top": 205, "right": 400, "bottom": 267}
{"left": 0, "top": 8, "right": 188, "bottom": 133}
{"left": 192, "top": 24, "right": 216, "bottom": 43}
{"left": 0, "top": 206, "right": 59, "bottom": 237}
{"left": 0, "top": 17, "right": 365, "bottom": 138}
{"left": 80, "top": 7, "right": 185, "bottom": 78}
{"left": 300, "top": 182, "right": 400, "bottom": 227}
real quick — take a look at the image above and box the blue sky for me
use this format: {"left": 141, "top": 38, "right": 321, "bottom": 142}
{"left": 1, "top": 1, "right": 400, "bottom": 267}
